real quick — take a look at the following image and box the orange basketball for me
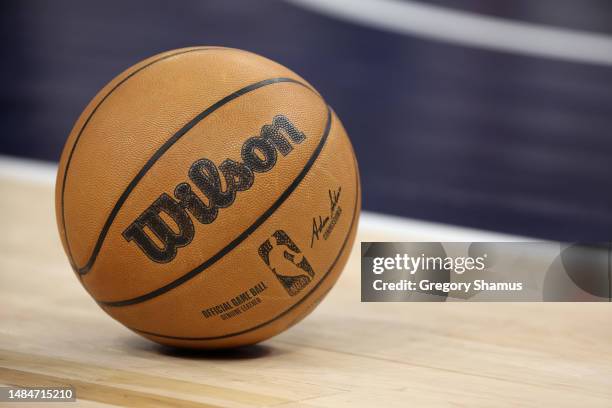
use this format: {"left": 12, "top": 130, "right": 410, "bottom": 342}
{"left": 55, "top": 47, "right": 360, "bottom": 348}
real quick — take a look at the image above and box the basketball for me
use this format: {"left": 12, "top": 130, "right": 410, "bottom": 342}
{"left": 54, "top": 47, "right": 360, "bottom": 349}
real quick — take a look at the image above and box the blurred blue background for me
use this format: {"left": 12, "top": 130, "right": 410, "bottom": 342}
{"left": 2, "top": 0, "right": 612, "bottom": 240}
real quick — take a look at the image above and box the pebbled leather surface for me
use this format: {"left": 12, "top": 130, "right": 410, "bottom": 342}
{"left": 55, "top": 47, "right": 360, "bottom": 348}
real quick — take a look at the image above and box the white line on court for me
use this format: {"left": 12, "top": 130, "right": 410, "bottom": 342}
{"left": 0, "top": 155, "right": 523, "bottom": 241}
{"left": 0, "top": 154, "right": 57, "bottom": 185}
{"left": 287, "top": 0, "right": 612, "bottom": 66}
{"left": 359, "top": 211, "right": 527, "bottom": 241}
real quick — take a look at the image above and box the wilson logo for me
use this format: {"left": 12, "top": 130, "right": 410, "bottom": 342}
{"left": 122, "top": 115, "right": 306, "bottom": 263}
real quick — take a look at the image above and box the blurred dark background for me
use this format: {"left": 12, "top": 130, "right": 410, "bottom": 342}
{"left": 2, "top": 0, "right": 612, "bottom": 240}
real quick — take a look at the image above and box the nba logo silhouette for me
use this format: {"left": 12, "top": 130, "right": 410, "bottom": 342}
{"left": 258, "top": 230, "right": 315, "bottom": 296}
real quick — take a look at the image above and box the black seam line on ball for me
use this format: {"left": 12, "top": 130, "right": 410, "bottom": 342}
{"left": 128, "top": 151, "right": 360, "bottom": 340}
{"left": 60, "top": 46, "right": 223, "bottom": 271}
{"left": 72, "top": 77, "right": 314, "bottom": 276}
{"left": 97, "top": 106, "right": 333, "bottom": 307}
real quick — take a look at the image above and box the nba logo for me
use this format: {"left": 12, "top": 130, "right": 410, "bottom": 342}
{"left": 258, "top": 230, "right": 315, "bottom": 296}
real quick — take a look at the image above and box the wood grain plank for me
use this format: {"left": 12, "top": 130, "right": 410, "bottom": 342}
{"left": 0, "top": 350, "right": 288, "bottom": 407}
{"left": 0, "top": 367, "right": 222, "bottom": 408}
{"left": 1, "top": 174, "right": 611, "bottom": 407}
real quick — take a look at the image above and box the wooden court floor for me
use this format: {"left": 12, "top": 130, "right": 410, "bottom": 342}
{"left": 1, "top": 173, "right": 611, "bottom": 407}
